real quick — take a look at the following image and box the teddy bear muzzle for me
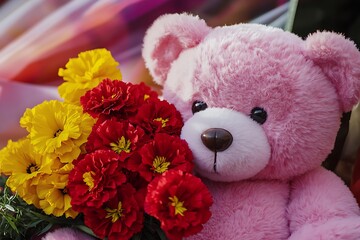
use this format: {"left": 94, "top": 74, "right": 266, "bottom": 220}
{"left": 181, "top": 107, "right": 271, "bottom": 181}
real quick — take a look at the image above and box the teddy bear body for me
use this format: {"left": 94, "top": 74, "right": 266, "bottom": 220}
{"left": 143, "top": 14, "right": 360, "bottom": 239}
{"left": 198, "top": 179, "right": 289, "bottom": 239}
{"left": 194, "top": 168, "right": 360, "bottom": 239}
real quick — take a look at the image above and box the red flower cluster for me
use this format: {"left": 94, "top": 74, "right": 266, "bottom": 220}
{"left": 67, "top": 80, "right": 212, "bottom": 240}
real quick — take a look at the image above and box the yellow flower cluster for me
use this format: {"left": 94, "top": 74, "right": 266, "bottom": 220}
{"left": 58, "top": 48, "right": 122, "bottom": 105}
{"left": 0, "top": 100, "right": 94, "bottom": 218}
{"left": 0, "top": 48, "right": 121, "bottom": 218}
{"left": 0, "top": 139, "right": 77, "bottom": 218}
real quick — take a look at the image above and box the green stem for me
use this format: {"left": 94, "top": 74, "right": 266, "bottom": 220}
{"left": 285, "top": 0, "right": 299, "bottom": 32}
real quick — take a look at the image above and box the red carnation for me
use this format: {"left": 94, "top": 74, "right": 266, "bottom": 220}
{"left": 86, "top": 118, "right": 148, "bottom": 160}
{"left": 131, "top": 100, "right": 183, "bottom": 136}
{"left": 80, "top": 79, "right": 132, "bottom": 118}
{"left": 67, "top": 150, "right": 126, "bottom": 212}
{"left": 83, "top": 184, "right": 144, "bottom": 240}
{"left": 80, "top": 79, "right": 158, "bottom": 119}
{"left": 128, "top": 133, "right": 194, "bottom": 182}
{"left": 144, "top": 170, "right": 213, "bottom": 240}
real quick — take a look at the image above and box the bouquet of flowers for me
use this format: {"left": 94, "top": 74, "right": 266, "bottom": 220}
{"left": 0, "top": 49, "right": 213, "bottom": 240}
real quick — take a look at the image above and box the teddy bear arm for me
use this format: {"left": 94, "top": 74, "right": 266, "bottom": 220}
{"left": 287, "top": 167, "right": 360, "bottom": 239}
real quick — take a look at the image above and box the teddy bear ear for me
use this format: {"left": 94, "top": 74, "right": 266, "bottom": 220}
{"left": 304, "top": 31, "right": 360, "bottom": 112}
{"left": 142, "top": 13, "right": 211, "bottom": 86}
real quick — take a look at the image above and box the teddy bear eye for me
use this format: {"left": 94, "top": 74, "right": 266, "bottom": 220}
{"left": 250, "top": 107, "right": 267, "bottom": 124}
{"left": 192, "top": 100, "right": 208, "bottom": 114}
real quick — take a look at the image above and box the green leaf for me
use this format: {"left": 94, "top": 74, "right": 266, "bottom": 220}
{"left": 4, "top": 204, "right": 15, "bottom": 212}
{"left": 155, "top": 227, "right": 168, "bottom": 240}
{"left": 27, "top": 219, "right": 45, "bottom": 228}
{"left": 36, "top": 223, "right": 53, "bottom": 236}
{"left": 3, "top": 215, "right": 19, "bottom": 233}
{"left": 75, "top": 225, "right": 99, "bottom": 238}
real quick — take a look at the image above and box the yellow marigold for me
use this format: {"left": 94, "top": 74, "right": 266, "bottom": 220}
{"left": 0, "top": 138, "right": 53, "bottom": 208}
{"left": 36, "top": 173, "right": 78, "bottom": 218}
{"left": 20, "top": 100, "right": 95, "bottom": 163}
{"left": 58, "top": 48, "right": 122, "bottom": 104}
{"left": 0, "top": 138, "right": 52, "bottom": 184}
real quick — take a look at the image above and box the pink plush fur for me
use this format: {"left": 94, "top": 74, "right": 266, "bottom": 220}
{"left": 143, "top": 13, "right": 360, "bottom": 239}
{"left": 42, "top": 228, "right": 94, "bottom": 240}
{"left": 305, "top": 32, "right": 360, "bottom": 112}
{"left": 288, "top": 168, "right": 360, "bottom": 232}
{"left": 142, "top": 13, "right": 211, "bottom": 85}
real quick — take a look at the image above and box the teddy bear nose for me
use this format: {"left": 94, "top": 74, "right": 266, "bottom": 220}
{"left": 201, "top": 128, "right": 233, "bottom": 152}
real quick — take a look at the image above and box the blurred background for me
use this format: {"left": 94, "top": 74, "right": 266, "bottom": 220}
{"left": 0, "top": 0, "right": 292, "bottom": 147}
{"left": 0, "top": 0, "right": 359, "bottom": 200}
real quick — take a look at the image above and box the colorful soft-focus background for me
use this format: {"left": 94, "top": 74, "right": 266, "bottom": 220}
{"left": 0, "top": 0, "right": 360, "bottom": 201}
{"left": 0, "top": 0, "right": 288, "bottom": 148}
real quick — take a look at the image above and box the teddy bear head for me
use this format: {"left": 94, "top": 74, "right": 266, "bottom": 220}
{"left": 143, "top": 13, "right": 360, "bottom": 182}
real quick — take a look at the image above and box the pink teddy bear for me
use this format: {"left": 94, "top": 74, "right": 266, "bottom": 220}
{"left": 143, "top": 13, "right": 360, "bottom": 239}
